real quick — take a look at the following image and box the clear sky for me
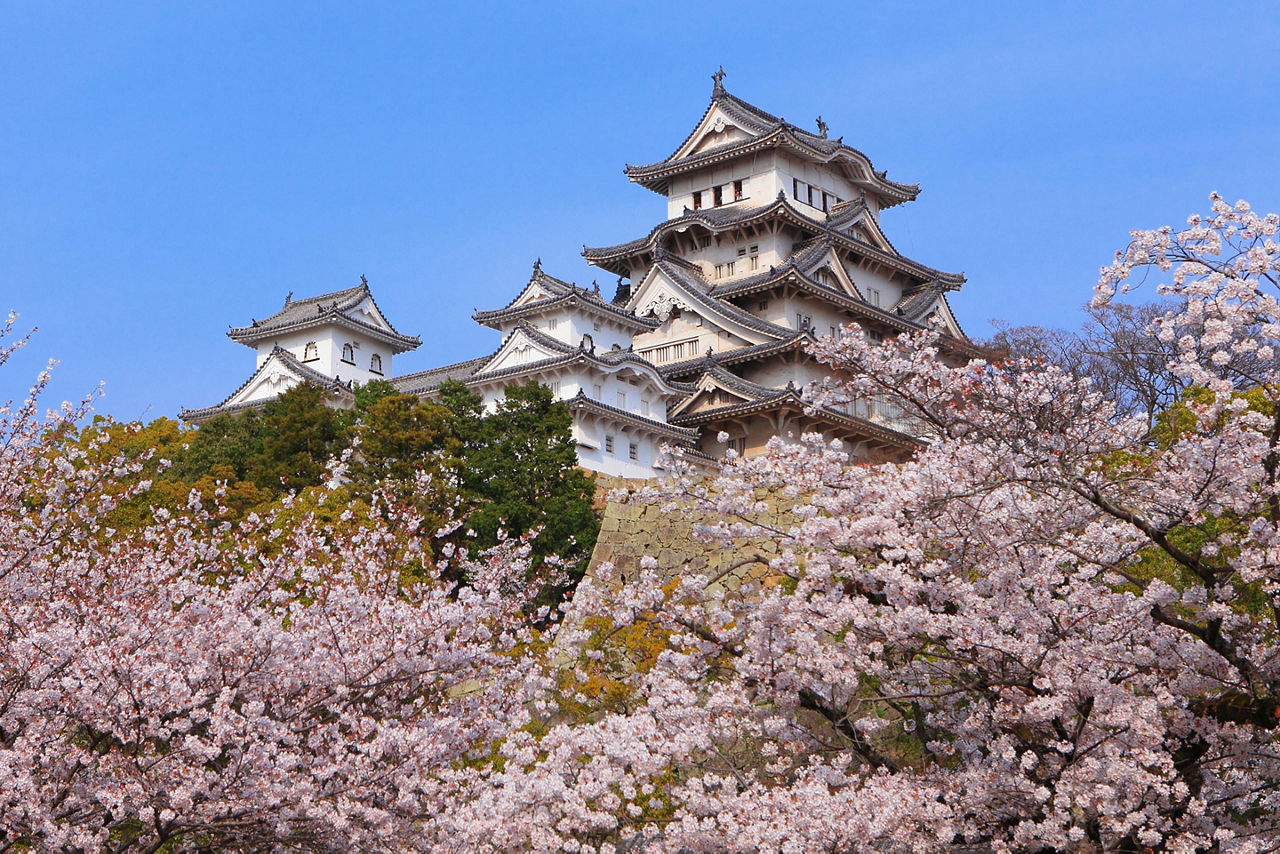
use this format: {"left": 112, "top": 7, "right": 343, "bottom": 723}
{"left": 4, "top": 1, "right": 1278, "bottom": 421}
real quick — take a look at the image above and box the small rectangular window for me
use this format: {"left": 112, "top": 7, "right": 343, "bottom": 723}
{"left": 793, "top": 178, "right": 801, "bottom": 199}
{"left": 868, "top": 288, "right": 881, "bottom": 307}
{"left": 641, "top": 400, "right": 650, "bottom": 416}
{"left": 807, "top": 185, "right": 815, "bottom": 206}
{"left": 714, "top": 264, "right": 724, "bottom": 278}
{"left": 617, "top": 391, "right": 627, "bottom": 408}
{"left": 713, "top": 185, "right": 723, "bottom": 206}
{"left": 726, "top": 260, "right": 735, "bottom": 275}
{"left": 692, "top": 190, "right": 702, "bottom": 210}
{"left": 749, "top": 244, "right": 758, "bottom": 254}
{"left": 733, "top": 179, "right": 743, "bottom": 200}
{"left": 737, "top": 247, "right": 746, "bottom": 257}
{"left": 700, "top": 235, "right": 711, "bottom": 248}
{"left": 605, "top": 434, "right": 615, "bottom": 454}
{"left": 750, "top": 255, "right": 759, "bottom": 271}
{"left": 592, "top": 383, "right": 602, "bottom": 398}
{"left": 758, "top": 299, "right": 769, "bottom": 311}
{"left": 548, "top": 317, "right": 559, "bottom": 330}
{"left": 822, "top": 192, "right": 830, "bottom": 212}
{"left": 629, "top": 442, "right": 639, "bottom": 461}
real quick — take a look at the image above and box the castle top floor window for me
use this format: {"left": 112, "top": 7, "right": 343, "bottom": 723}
{"left": 733, "top": 179, "right": 743, "bottom": 200}
{"left": 692, "top": 190, "right": 702, "bottom": 210}
{"left": 713, "top": 185, "right": 723, "bottom": 207}
{"left": 341, "top": 343, "right": 355, "bottom": 364}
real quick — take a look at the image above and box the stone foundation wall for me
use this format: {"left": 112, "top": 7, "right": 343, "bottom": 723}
{"left": 588, "top": 486, "right": 797, "bottom": 591}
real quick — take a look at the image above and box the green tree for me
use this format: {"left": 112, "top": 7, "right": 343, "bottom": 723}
{"left": 250, "top": 383, "right": 349, "bottom": 492}
{"left": 165, "top": 410, "right": 267, "bottom": 484}
{"left": 352, "top": 378, "right": 401, "bottom": 414}
{"left": 444, "top": 381, "right": 598, "bottom": 586}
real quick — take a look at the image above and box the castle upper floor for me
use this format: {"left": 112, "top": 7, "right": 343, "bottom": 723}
{"left": 623, "top": 70, "right": 920, "bottom": 226}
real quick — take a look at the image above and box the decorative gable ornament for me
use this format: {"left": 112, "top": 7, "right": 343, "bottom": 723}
{"left": 639, "top": 294, "right": 690, "bottom": 322}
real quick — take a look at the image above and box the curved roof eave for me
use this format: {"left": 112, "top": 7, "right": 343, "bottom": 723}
{"left": 228, "top": 311, "right": 422, "bottom": 353}
{"left": 585, "top": 198, "right": 964, "bottom": 288}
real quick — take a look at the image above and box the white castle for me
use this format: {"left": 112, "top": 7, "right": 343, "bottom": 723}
{"left": 183, "top": 71, "right": 977, "bottom": 479}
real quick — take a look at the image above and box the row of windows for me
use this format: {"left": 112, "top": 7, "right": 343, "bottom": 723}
{"left": 691, "top": 179, "right": 745, "bottom": 210}
{"left": 792, "top": 178, "right": 844, "bottom": 213}
{"left": 641, "top": 339, "right": 698, "bottom": 363}
{"left": 301, "top": 341, "right": 382, "bottom": 374}
{"left": 603, "top": 434, "right": 640, "bottom": 460}
{"left": 545, "top": 317, "right": 604, "bottom": 333}
{"left": 713, "top": 243, "right": 761, "bottom": 279}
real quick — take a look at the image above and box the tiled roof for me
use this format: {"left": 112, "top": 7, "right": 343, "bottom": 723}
{"left": 398, "top": 322, "right": 693, "bottom": 399}
{"left": 227, "top": 281, "right": 421, "bottom": 352}
{"left": 641, "top": 258, "right": 794, "bottom": 340}
{"left": 659, "top": 333, "right": 814, "bottom": 380}
{"left": 668, "top": 380, "right": 918, "bottom": 448}
{"left": 474, "top": 288, "right": 659, "bottom": 331}
{"left": 567, "top": 392, "right": 701, "bottom": 444}
{"left": 391, "top": 354, "right": 493, "bottom": 395}
{"left": 585, "top": 197, "right": 965, "bottom": 289}
{"left": 180, "top": 346, "right": 355, "bottom": 422}
{"left": 893, "top": 282, "right": 945, "bottom": 324}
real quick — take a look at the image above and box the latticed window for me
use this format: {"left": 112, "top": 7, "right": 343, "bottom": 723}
{"left": 303, "top": 341, "right": 318, "bottom": 361}
{"left": 341, "top": 343, "right": 355, "bottom": 363}
{"left": 370, "top": 353, "right": 383, "bottom": 374}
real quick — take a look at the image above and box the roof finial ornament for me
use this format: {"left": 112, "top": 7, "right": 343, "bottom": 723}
{"left": 592, "top": 280, "right": 600, "bottom": 294}
{"left": 534, "top": 257, "right": 542, "bottom": 271}
{"left": 777, "top": 188, "right": 786, "bottom": 201}
{"left": 816, "top": 116, "right": 828, "bottom": 138}
{"left": 711, "top": 66, "right": 726, "bottom": 95}
{"left": 284, "top": 291, "right": 293, "bottom": 304}
{"left": 360, "top": 274, "right": 368, "bottom": 288}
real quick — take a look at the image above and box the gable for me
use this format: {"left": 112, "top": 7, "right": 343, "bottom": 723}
{"left": 627, "top": 266, "right": 777, "bottom": 347}
{"left": 673, "top": 106, "right": 757, "bottom": 161}
{"left": 813, "top": 250, "right": 862, "bottom": 299}
{"left": 930, "top": 294, "right": 967, "bottom": 341}
{"left": 346, "top": 295, "right": 395, "bottom": 333}
{"left": 477, "top": 327, "right": 570, "bottom": 375}
{"left": 669, "top": 375, "right": 756, "bottom": 418}
{"left": 224, "top": 354, "right": 308, "bottom": 407}
{"left": 510, "top": 281, "right": 559, "bottom": 308}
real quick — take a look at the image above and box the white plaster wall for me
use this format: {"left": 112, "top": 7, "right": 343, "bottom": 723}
{"left": 254, "top": 328, "right": 392, "bottom": 383}
{"left": 472, "top": 366, "right": 675, "bottom": 425}
{"left": 666, "top": 152, "right": 781, "bottom": 220}
{"left": 838, "top": 261, "right": 902, "bottom": 309}
{"left": 572, "top": 415, "right": 666, "bottom": 478}
{"left": 776, "top": 154, "right": 857, "bottom": 215}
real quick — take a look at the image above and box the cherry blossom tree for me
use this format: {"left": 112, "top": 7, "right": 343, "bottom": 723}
{"left": 452, "top": 195, "right": 1280, "bottom": 852}
{"left": 0, "top": 316, "right": 543, "bottom": 851}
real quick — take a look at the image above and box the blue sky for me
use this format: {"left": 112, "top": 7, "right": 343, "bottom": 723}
{"left": 3, "top": 2, "right": 1278, "bottom": 421}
